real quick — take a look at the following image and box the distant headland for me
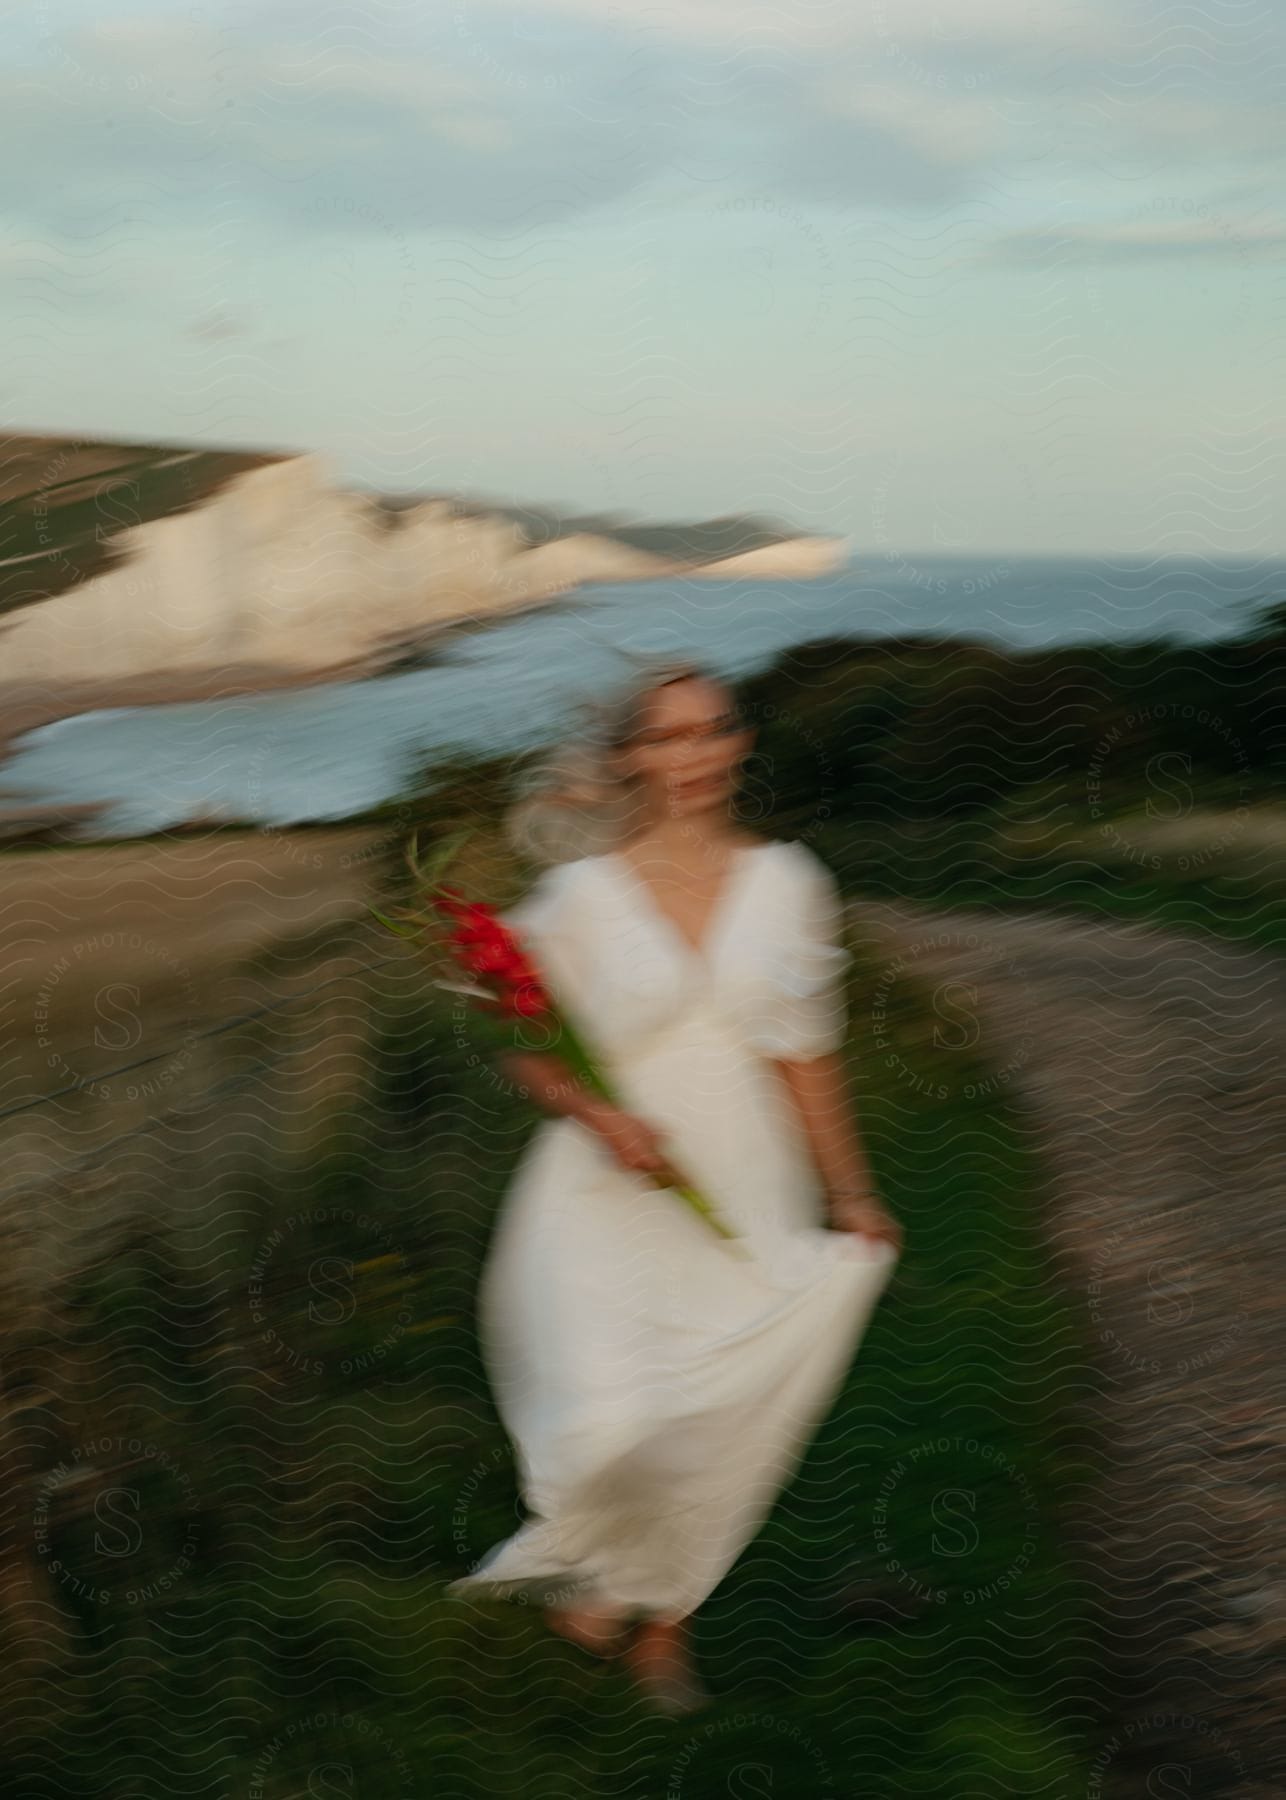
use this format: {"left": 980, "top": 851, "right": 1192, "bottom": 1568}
{"left": 0, "top": 434, "right": 847, "bottom": 707}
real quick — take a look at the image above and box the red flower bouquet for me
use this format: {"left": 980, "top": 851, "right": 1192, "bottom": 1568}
{"left": 371, "top": 830, "right": 741, "bottom": 1247}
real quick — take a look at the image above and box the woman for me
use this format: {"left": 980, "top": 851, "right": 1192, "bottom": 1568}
{"left": 447, "top": 655, "right": 902, "bottom": 1713}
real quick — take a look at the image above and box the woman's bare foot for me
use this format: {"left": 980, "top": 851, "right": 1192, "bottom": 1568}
{"left": 622, "top": 1618, "right": 712, "bottom": 1715}
{"left": 544, "top": 1603, "right": 630, "bottom": 1657}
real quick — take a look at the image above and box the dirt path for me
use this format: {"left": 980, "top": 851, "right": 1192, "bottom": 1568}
{"left": 852, "top": 899, "right": 1286, "bottom": 1798}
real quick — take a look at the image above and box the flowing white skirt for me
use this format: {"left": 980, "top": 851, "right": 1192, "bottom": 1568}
{"left": 447, "top": 1012, "right": 899, "bottom": 1621}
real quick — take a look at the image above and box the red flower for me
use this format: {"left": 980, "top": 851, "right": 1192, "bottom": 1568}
{"left": 431, "top": 888, "right": 553, "bottom": 1019}
{"left": 501, "top": 978, "right": 548, "bottom": 1017}
{"left": 372, "top": 839, "right": 739, "bottom": 1244}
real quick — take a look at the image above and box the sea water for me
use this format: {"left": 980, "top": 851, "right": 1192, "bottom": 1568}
{"left": 2, "top": 556, "right": 1280, "bottom": 839}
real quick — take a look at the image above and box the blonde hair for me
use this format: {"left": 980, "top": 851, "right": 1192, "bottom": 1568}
{"left": 503, "top": 653, "right": 736, "bottom": 868}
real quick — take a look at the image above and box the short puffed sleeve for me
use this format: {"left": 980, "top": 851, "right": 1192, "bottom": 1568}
{"left": 745, "top": 847, "right": 852, "bottom": 1061}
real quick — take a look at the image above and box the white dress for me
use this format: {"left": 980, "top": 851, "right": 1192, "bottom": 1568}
{"left": 447, "top": 837, "right": 899, "bottom": 1622}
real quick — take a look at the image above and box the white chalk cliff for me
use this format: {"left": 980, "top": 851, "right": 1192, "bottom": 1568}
{"left": 0, "top": 445, "right": 847, "bottom": 686}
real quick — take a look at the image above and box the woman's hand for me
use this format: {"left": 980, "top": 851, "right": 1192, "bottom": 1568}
{"left": 827, "top": 1190, "right": 903, "bottom": 1252}
{"left": 582, "top": 1102, "right": 680, "bottom": 1183}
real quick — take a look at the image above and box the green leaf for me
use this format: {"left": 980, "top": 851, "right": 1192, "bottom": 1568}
{"left": 409, "top": 826, "right": 475, "bottom": 888}
{"left": 367, "top": 905, "right": 420, "bottom": 939}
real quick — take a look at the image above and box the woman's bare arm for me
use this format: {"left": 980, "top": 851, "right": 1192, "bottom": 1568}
{"left": 772, "top": 1051, "right": 875, "bottom": 1194}
{"left": 773, "top": 1052, "right": 902, "bottom": 1248}
{"left": 496, "top": 1048, "right": 607, "bottom": 1127}
{"left": 496, "top": 1050, "right": 678, "bottom": 1181}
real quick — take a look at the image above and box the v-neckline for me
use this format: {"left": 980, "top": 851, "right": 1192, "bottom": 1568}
{"left": 605, "top": 840, "right": 768, "bottom": 970}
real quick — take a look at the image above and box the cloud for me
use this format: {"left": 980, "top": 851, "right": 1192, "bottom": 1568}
{"left": 188, "top": 311, "right": 252, "bottom": 341}
{"left": 4, "top": 0, "right": 1283, "bottom": 240}
{"left": 816, "top": 80, "right": 1006, "bottom": 169}
{"left": 2, "top": 17, "right": 1005, "bottom": 237}
{"left": 473, "top": 0, "right": 1089, "bottom": 52}
{"left": 1087, "top": 92, "right": 1286, "bottom": 166}
{"left": 983, "top": 215, "right": 1286, "bottom": 264}
{"left": 2, "top": 18, "right": 659, "bottom": 232}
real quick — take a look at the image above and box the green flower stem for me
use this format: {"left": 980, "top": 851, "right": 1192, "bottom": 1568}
{"left": 376, "top": 824, "right": 743, "bottom": 1250}
{"left": 668, "top": 1180, "right": 743, "bottom": 1244}
{"left": 548, "top": 1013, "right": 743, "bottom": 1249}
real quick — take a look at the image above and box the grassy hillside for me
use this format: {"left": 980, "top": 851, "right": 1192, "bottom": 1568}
{"left": 3, "top": 817, "right": 1100, "bottom": 1798}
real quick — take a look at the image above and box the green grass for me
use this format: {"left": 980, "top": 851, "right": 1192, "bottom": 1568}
{"left": 809, "top": 810, "right": 1286, "bottom": 957}
{"left": 6, "top": 903, "right": 1103, "bottom": 1799}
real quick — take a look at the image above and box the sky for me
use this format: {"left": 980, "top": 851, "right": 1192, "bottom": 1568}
{"left": 6, "top": 0, "right": 1285, "bottom": 555}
